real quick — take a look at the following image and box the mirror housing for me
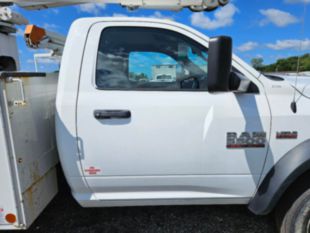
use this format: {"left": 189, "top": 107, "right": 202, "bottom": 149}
{"left": 229, "top": 72, "right": 241, "bottom": 91}
{"left": 207, "top": 36, "right": 232, "bottom": 92}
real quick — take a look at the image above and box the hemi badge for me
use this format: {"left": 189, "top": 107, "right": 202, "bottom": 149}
{"left": 276, "top": 131, "right": 298, "bottom": 139}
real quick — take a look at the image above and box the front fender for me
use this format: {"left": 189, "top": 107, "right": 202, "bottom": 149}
{"left": 249, "top": 139, "right": 310, "bottom": 215}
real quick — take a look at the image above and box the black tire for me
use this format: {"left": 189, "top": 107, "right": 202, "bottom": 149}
{"left": 277, "top": 189, "right": 310, "bottom": 233}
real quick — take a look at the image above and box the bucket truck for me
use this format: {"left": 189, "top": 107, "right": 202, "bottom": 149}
{"left": 1, "top": 1, "right": 310, "bottom": 233}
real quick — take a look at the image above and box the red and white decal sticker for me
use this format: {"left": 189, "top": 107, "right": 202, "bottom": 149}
{"left": 85, "top": 167, "right": 101, "bottom": 175}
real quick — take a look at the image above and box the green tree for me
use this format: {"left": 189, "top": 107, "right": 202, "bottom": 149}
{"left": 259, "top": 53, "right": 310, "bottom": 73}
{"left": 251, "top": 58, "right": 264, "bottom": 70}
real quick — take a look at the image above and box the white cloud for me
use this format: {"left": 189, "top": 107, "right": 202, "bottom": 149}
{"left": 259, "top": 9, "right": 299, "bottom": 27}
{"left": 43, "top": 23, "right": 59, "bottom": 31}
{"left": 149, "top": 11, "right": 173, "bottom": 20}
{"left": 77, "top": 3, "right": 106, "bottom": 15}
{"left": 190, "top": 4, "right": 238, "bottom": 30}
{"left": 285, "top": 0, "right": 310, "bottom": 3}
{"left": 266, "top": 39, "right": 310, "bottom": 50}
{"left": 237, "top": 42, "right": 259, "bottom": 52}
{"left": 15, "top": 28, "right": 24, "bottom": 37}
{"left": 50, "top": 9, "right": 59, "bottom": 14}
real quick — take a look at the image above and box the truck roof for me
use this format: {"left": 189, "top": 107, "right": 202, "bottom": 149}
{"left": 72, "top": 16, "right": 211, "bottom": 40}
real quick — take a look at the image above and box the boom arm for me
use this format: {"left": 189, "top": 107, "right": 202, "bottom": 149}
{"left": 2, "top": 0, "right": 229, "bottom": 12}
{"left": 24, "top": 25, "right": 66, "bottom": 56}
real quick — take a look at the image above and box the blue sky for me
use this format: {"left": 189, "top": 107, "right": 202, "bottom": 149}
{"left": 12, "top": 0, "right": 310, "bottom": 71}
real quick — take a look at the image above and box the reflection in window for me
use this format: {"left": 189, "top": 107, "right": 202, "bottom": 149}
{"left": 96, "top": 27, "right": 209, "bottom": 91}
{"left": 129, "top": 52, "right": 177, "bottom": 83}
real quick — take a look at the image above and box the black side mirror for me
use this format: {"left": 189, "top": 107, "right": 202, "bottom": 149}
{"left": 207, "top": 36, "right": 232, "bottom": 92}
{"left": 229, "top": 72, "right": 241, "bottom": 91}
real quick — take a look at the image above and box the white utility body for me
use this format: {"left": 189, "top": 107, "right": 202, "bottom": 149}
{"left": 0, "top": 6, "right": 59, "bottom": 230}
{"left": 0, "top": 72, "right": 58, "bottom": 230}
{"left": 1, "top": 2, "right": 310, "bottom": 232}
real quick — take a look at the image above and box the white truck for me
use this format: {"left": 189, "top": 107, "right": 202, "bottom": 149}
{"left": 1, "top": 2, "right": 310, "bottom": 233}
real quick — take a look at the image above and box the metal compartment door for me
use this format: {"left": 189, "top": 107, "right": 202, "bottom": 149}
{"left": 0, "top": 73, "right": 59, "bottom": 230}
{"left": 0, "top": 81, "right": 20, "bottom": 229}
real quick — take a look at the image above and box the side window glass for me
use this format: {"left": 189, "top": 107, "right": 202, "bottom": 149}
{"left": 188, "top": 49, "right": 208, "bottom": 74}
{"left": 96, "top": 27, "right": 208, "bottom": 91}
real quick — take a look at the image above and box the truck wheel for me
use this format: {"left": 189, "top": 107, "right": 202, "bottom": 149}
{"left": 277, "top": 189, "right": 310, "bottom": 233}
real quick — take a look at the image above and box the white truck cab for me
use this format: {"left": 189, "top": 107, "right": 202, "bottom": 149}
{"left": 57, "top": 17, "right": 268, "bottom": 206}
{"left": 56, "top": 18, "right": 310, "bottom": 225}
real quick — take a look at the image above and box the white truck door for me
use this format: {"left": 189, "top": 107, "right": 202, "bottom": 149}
{"left": 76, "top": 21, "right": 271, "bottom": 203}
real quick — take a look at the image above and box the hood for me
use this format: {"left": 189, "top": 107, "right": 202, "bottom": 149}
{"left": 267, "top": 73, "right": 310, "bottom": 96}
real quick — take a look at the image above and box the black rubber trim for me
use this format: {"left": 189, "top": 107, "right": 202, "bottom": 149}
{"left": 249, "top": 139, "right": 310, "bottom": 215}
{"left": 0, "top": 72, "right": 46, "bottom": 79}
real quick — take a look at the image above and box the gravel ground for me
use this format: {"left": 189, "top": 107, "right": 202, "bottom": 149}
{"left": 8, "top": 186, "right": 276, "bottom": 233}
